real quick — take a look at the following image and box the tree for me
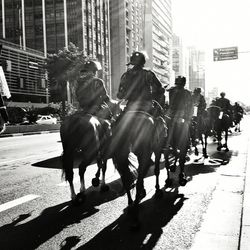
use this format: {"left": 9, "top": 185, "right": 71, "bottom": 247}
{"left": 45, "top": 42, "right": 87, "bottom": 118}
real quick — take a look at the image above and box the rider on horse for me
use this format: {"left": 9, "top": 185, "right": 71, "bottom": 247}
{"left": 233, "top": 102, "right": 244, "bottom": 119}
{"left": 215, "top": 92, "right": 233, "bottom": 127}
{"left": 75, "top": 60, "right": 117, "bottom": 139}
{"left": 117, "top": 51, "right": 166, "bottom": 117}
{"left": 191, "top": 87, "right": 206, "bottom": 141}
{"left": 165, "top": 76, "right": 193, "bottom": 184}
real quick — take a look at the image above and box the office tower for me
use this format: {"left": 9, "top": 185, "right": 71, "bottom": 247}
{"left": 109, "top": 0, "right": 144, "bottom": 97}
{"left": 0, "top": 0, "right": 111, "bottom": 97}
{"left": 144, "top": 0, "right": 172, "bottom": 86}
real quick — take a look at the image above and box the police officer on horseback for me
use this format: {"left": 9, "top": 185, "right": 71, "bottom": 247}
{"left": 215, "top": 92, "right": 233, "bottom": 126}
{"left": 165, "top": 76, "right": 193, "bottom": 185}
{"left": 191, "top": 87, "right": 206, "bottom": 142}
{"left": 75, "top": 60, "right": 118, "bottom": 139}
{"left": 117, "top": 51, "right": 165, "bottom": 116}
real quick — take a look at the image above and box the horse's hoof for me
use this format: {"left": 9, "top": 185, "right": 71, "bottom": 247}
{"left": 179, "top": 178, "right": 187, "bottom": 186}
{"left": 92, "top": 177, "right": 100, "bottom": 187}
{"left": 72, "top": 193, "right": 86, "bottom": 206}
{"left": 154, "top": 189, "right": 163, "bottom": 199}
{"left": 100, "top": 184, "right": 110, "bottom": 192}
{"left": 225, "top": 148, "right": 229, "bottom": 152}
{"left": 195, "top": 149, "right": 199, "bottom": 156}
{"left": 179, "top": 173, "right": 188, "bottom": 186}
{"left": 217, "top": 146, "right": 222, "bottom": 151}
{"left": 137, "top": 188, "right": 146, "bottom": 201}
{"left": 165, "top": 178, "right": 173, "bottom": 187}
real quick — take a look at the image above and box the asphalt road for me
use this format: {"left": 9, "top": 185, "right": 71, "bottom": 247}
{"left": 0, "top": 118, "right": 248, "bottom": 250}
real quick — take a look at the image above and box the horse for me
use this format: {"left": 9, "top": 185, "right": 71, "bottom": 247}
{"left": 207, "top": 105, "right": 231, "bottom": 151}
{"left": 109, "top": 105, "right": 167, "bottom": 229}
{"left": 163, "top": 115, "right": 190, "bottom": 187}
{"left": 232, "top": 110, "right": 243, "bottom": 132}
{"left": 60, "top": 112, "right": 111, "bottom": 205}
{"left": 190, "top": 109, "right": 213, "bottom": 159}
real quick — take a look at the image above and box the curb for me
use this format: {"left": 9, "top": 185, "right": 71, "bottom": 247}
{"left": 0, "top": 130, "right": 59, "bottom": 138}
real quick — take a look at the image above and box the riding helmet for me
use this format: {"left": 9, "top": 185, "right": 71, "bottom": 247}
{"left": 127, "top": 51, "right": 146, "bottom": 66}
{"left": 175, "top": 76, "right": 186, "bottom": 86}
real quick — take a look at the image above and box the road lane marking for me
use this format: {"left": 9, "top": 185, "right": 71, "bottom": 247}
{"left": 0, "top": 194, "right": 40, "bottom": 213}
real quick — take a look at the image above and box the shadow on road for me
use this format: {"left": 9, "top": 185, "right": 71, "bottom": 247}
{"left": 0, "top": 175, "right": 134, "bottom": 250}
{"left": 78, "top": 189, "right": 187, "bottom": 250}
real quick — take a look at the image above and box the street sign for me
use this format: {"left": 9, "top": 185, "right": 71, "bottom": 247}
{"left": 213, "top": 46, "right": 238, "bottom": 61}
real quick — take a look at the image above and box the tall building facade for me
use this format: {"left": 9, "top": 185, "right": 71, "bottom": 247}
{"left": 172, "top": 34, "right": 189, "bottom": 86}
{"left": 0, "top": 0, "right": 111, "bottom": 96}
{"left": 144, "top": 0, "right": 172, "bottom": 86}
{"left": 0, "top": 39, "right": 47, "bottom": 107}
{"left": 188, "top": 47, "right": 205, "bottom": 93}
{"left": 109, "top": 0, "right": 144, "bottom": 98}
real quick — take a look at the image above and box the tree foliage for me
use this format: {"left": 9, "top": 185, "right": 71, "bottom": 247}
{"left": 44, "top": 42, "right": 88, "bottom": 115}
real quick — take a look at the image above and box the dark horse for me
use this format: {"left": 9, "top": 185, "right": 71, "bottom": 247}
{"left": 111, "top": 111, "right": 155, "bottom": 205}
{"left": 60, "top": 113, "right": 110, "bottom": 204}
{"left": 110, "top": 108, "right": 166, "bottom": 228}
{"left": 207, "top": 105, "right": 231, "bottom": 151}
{"left": 164, "top": 117, "right": 190, "bottom": 187}
{"left": 232, "top": 109, "right": 243, "bottom": 132}
{"left": 190, "top": 109, "right": 214, "bottom": 158}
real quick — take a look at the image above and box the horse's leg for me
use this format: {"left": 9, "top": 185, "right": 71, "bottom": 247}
{"left": 178, "top": 123, "right": 189, "bottom": 186}
{"left": 134, "top": 150, "right": 151, "bottom": 205}
{"left": 76, "top": 160, "right": 89, "bottom": 204}
{"left": 154, "top": 149, "right": 163, "bottom": 198}
{"left": 100, "top": 159, "right": 109, "bottom": 192}
{"left": 62, "top": 152, "right": 76, "bottom": 201}
{"left": 217, "top": 128, "right": 223, "bottom": 151}
{"left": 114, "top": 152, "right": 133, "bottom": 206}
{"left": 224, "top": 130, "right": 229, "bottom": 151}
{"left": 203, "top": 134, "right": 208, "bottom": 158}
{"left": 164, "top": 148, "right": 173, "bottom": 187}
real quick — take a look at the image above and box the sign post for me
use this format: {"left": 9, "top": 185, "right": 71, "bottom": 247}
{"left": 213, "top": 46, "right": 238, "bottom": 61}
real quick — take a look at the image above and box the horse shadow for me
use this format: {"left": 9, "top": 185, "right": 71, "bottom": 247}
{"left": 0, "top": 176, "right": 131, "bottom": 250}
{"left": 77, "top": 189, "right": 187, "bottom": 250}
{"left": 184, "top": 149, "right": 233, "bottom": 179}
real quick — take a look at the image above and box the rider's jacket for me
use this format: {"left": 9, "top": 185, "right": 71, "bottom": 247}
{"left": 215, "top": 97, "right": 232, "bottom": 114}
{"left": 192, "top": 93, "right": 206, "bottom": 116}
{"left": 117, "top": 66, "right": 165, "bottom": 110}
{"left": 233, "top": 104, "right": 244, "bottom": 115}
{"left": 76, "top": 73, "right": 110, "bottom": 109}
{"left": 168, "top": 85, "right": 193, "bottom": 122}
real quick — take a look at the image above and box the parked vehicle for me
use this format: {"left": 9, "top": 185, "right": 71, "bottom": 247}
{"left": 36, "top": 115, "right": 57, "bottom": 125}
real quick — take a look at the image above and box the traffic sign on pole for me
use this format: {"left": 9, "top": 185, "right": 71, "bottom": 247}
{"left": 213, "top": 46, "right": 238, "bottom": 61}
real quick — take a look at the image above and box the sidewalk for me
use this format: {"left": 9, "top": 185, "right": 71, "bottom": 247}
{"left": 0, "top": 123, "right": 60, "bottom": 138}
{"left": 190, "top": 129, "right": 250, "bottom": 249}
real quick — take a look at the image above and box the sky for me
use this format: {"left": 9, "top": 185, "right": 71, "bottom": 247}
{"left": 171, "top": 0, "right": 250, "bottom": 105}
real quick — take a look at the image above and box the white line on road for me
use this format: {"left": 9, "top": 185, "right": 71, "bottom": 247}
{"left": 0, "top": 194, "right": 40, "bottom": 213}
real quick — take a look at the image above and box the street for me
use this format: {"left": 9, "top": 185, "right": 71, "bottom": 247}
{"left": 0, "top": 117, "right": 249, "bottom": 250}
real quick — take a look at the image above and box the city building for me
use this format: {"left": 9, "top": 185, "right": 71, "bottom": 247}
{"left": 144, "top": 0, "right": 172, "bottom": 86}
{"left": 172, "top": 33, "right": 189, "bottom": 87}
{"left": 188, "top": 46, "right": 205, "bottom": 93}
{"left": 109, "top": 0, "right": 144, "bottom": 97}
{"left": 0, "top": 39, "right": 48, "bottom": 107}
{"left": 0, "top": 0, "right": 111, "bottom": 98}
